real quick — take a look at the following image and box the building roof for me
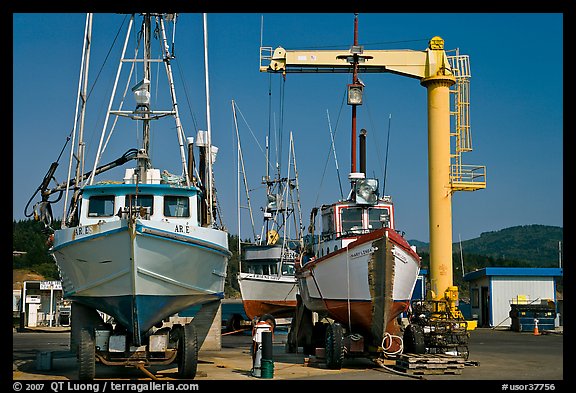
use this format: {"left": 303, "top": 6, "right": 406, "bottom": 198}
{"left": 463, "top": 267, "right": 563, "bottom": 282}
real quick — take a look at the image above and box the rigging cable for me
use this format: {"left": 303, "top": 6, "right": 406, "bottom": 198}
{"left": 24, "top": 15, "right": 129, "bottom": 219}
{"left": 313, "top": 87, "right": 347, "bottom": 208}
{"left": 363, "top": 90, "right": 387, "bottom": 194}
{"left": 326, "top": 109, "right": 344, "bottom": 200}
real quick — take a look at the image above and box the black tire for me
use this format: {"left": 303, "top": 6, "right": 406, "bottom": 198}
{"left": 178, "top": 323, "right": 198, "bottom": 379}
{"left": 226, "top": 313, "right": 243, "bottom": 332}
{"left": 78, "top": 328, "right": 96, "bottom": 380}
{"left": 259, "top": 314, "right": 276, "bottom": 331}
{"left": 325, "top": 322, "right": 344, "bottom": 370}
{"left": 403, "top": 323, "right": 426, "bottom": 354}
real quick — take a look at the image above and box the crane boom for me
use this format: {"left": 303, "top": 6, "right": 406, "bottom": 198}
{"left": 260, "top": 36, "right": 452, "bottom": 80}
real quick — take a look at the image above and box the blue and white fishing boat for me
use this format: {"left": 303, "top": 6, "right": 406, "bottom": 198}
{"left": 29, "top": 13, "right": 229, "bottom": 379}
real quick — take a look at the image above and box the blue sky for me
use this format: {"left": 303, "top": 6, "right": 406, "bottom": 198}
{"left": 12, "top": 13, "right": 563, "bottom": 243}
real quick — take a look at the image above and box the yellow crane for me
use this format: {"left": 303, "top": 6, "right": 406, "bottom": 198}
{"left": 259, "top": 15, "right": 486, "bottom": 305}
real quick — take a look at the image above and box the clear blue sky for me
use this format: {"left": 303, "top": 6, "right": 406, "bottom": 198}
{"left": 12, "top": 13, "right": 563, "bottom": 243}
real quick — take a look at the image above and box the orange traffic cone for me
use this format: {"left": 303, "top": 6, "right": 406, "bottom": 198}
{"left": 533, "top": 319, "right": 541, "bottom": 336}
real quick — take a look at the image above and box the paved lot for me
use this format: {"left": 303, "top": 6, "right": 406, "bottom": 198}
{"left": 12, "top": 327, "right": 564, "bottom": 384}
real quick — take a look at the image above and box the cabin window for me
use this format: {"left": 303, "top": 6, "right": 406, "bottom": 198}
{"left": 87, "top": 195, "right": 115, "bottom": 217}
{"left": 282, "top": 263, "right": 295, "bottom": 276}
{"left": 368, "top": 207, "right": 390, "bottom": 229}
{"left": 321, "top": 210, "right": 334, "bottom": 236}
{"left": 164, "top": 196, "right": 190, "bottom": 217}
{"left": 269, "top": 264, "right": 278, "bottom": 275}
{"left": 262, "top": 264, "right": 270, "bottom": 275}
{"left": 341, "top": 207, "right": 363, "bottom": 233}
{"left": 125, "top": 194, "right": 154, "bottom": 215}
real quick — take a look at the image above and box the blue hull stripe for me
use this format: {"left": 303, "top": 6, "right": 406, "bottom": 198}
{"left": 70, "top": 293, "right": 224, "bottom": 335}
{"left": 137, "top": 223, "right": 231, "bottom": 257}
{"left": 52, "top": 226, "right": 128, "bottom": 252}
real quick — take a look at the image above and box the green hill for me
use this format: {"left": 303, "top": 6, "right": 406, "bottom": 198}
{"left": 409, "top": 224, "right": 563, "bottom": 268}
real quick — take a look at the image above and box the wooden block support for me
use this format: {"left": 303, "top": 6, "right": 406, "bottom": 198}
{"left": 194, "top": 300, "right": 222, "bottom": 352}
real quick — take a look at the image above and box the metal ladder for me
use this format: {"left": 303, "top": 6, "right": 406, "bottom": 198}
{"left": 448, "top": 50, "right": 486, "bottom": 192}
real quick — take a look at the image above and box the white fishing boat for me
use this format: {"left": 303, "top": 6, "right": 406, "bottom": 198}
{"left": 260, "top": 14, "right": 421, "bottom": 368}
{"left": 29, "top": 13, "right": 229, "bottom": 379}
{"left": 232, "top": 101, "right": 302, "bottom": 324}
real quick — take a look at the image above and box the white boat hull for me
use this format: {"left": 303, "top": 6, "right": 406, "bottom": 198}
{"left": 52, "top": 219, "right": 229, "bottom": 335}
{"left": 298, "top": 227, "right": 420, "bottom": 349}
{"left": 238, "top": 272, "right": 298, "bottom": 320}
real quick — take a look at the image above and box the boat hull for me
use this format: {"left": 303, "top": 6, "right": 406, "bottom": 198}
{"left": 51, "top": 219, "right": 229, "bottom": 336}
{"left": 238, "top": 244, "right": 299, "bottom": 320}
{"left": 238, "top": 273, "right": 298, "bottom": 319}
{"left": 297, "top": 228, "right": 420, "bottom": 348}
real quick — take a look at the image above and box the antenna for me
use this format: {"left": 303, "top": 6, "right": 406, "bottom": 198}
{"left": 203, "top": 13, "right": 214, "bottom": 225}
{"left": 382, "top": 113, "right": 392, "bottom": 196}
{"left": 459, "top": 233, "right": 465, "bottom": 277}
{"left": 260, "top": 15, "right": 264, "bottom": 51}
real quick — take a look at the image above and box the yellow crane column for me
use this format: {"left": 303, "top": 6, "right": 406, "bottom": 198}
{"left": 421, "top": 74, "right": 455, "bottom": 300}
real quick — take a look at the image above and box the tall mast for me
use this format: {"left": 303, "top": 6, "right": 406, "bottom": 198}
{"left": 350, "top": 13, "right": 359, "bottom": 175}
{"left": 203, "top": 13, "right": 214, "bottom": 226}
{"left": 138, "top": 14, "right": 152, "bottom": 180}
{"left": 63, "top": 13, "right": 92, "bottom": 227}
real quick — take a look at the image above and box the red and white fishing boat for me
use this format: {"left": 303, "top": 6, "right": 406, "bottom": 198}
{"left": 297, "top": 180, "right": 421, "bottom": 362}
{"left": 279, "top": 14, "right": 422, "bottom": 368}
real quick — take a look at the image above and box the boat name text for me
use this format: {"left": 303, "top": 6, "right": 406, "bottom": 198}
{"left": 174, "top": 224, "right": 192, "bottom": 234}
{"left": 350, "top": 246, "right": 376, "bottom": 259}
{"left": 392, "top": 247, "right": 408, "bottom": 263}
{"left": 74, "top": 225, "right": 93, "bottom": 236}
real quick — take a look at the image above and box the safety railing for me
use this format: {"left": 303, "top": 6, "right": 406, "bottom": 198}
{"left": 450, "top": 164, "right": 486, "bottom": 191}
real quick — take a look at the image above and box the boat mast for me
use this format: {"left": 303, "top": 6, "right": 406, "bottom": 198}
{"left": 63, "top": 13, "right": 92, "bottom": 227}
{"left": 350, "top": 13, "right": 359, "bottom": 177}
{"left": 232, "top": 100, "right": 258, "bottom": 245}
{"left": 137, "top": 14, "right": 152, "bottom": 181}
{"left": 159, "top": 14, "right": 191, "bottom": 187}
{"left": 203, "top": 13, "right": 214, "bottom": 226}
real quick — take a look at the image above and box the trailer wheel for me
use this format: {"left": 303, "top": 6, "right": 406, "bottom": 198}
{"left": 78, "top": 328, "right": 96, "bottom": 380}
{"left": 325, "top": 322, "right": 344, "bottom": 370}
{"left": 177, "top": 323, "right": 198, "bottom": 379}
{"left": 403, "top": 323, "right": 426, "bottom": 354}
{"left": 226, "top": 313, "right": 243, "bottom": 332}
{"left": 259, "top": 314, "right": 276, "bottom": 330}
